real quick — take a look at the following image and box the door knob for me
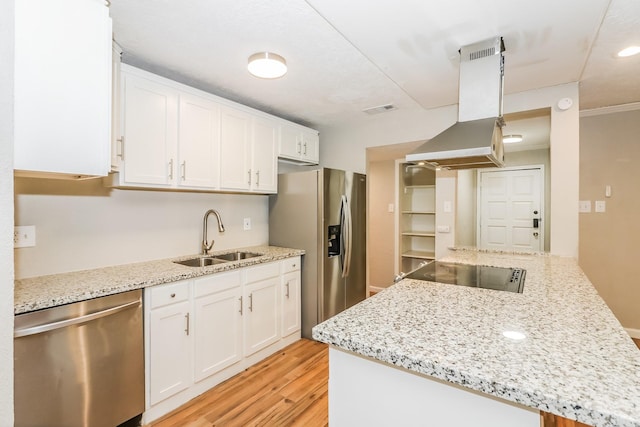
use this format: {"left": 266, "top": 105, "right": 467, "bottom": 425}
{"left": 533, "top": 232, "right": 539, "bottom": 237}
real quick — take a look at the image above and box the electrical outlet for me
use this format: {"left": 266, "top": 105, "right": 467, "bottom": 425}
{"left": 579, "top": 200, "right": 591, "bottom": 213}
{"left": 14, "top": 225, "right": 36, "bottom": 248}
{"left": 243, "top": 218, "right": 251, "bottom": 231}
{"left": 595, "top": 200, "right": 606, "bottom": 213}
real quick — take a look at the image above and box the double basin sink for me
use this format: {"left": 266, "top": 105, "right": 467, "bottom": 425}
{"left": 174, "top": 251, "right": 261, "bottom": 267}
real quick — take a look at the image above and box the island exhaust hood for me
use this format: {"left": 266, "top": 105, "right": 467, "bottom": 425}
{"left": 407, "top": 37, "right": 505, "bottom": 169}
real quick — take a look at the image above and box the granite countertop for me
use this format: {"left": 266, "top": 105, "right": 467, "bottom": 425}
{"left": 15, "top": 245, "right": 304, "bottom": 315}
{"left": 312, "top": 249, "right": 640, "bottom": 427}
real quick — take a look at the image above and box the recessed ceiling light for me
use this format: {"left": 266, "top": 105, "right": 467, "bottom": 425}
{"left": 617, "top": 46, "right": 640, "bottom": 57}
{"left": 503, "top": 134, "right": 523, "bottom": 144}
{"left": 247, "top": 52, "right": 287, "bottom": 79}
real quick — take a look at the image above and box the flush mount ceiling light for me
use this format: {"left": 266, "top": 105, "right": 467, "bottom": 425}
{"left": 503, "top": 134, "right": 523, "bottom": 144}
{"left": 617, "top": 46, "right": 640, "bottom": 57}
{"left": 247, "top": 52, "right": 287, "bottom": 79}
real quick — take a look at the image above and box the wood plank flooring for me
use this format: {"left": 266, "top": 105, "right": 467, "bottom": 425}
{"left": 150, "top": 337, "right": 640, "bottom": 427}
{"left": 148, "top": 339, "right": 328, "bottom": 427}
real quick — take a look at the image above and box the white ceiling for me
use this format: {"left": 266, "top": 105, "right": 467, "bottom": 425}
{"left": 110, "top": 0, "right": 640, "bottom": 130}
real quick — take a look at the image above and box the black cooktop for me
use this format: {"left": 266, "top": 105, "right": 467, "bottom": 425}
{"left": 403, "top": 261, "right": 526, "bottom": 294}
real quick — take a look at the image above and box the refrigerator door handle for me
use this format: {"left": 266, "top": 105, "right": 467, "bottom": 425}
{"left": 340, "top": 195, "right": 353, "bottom": 278}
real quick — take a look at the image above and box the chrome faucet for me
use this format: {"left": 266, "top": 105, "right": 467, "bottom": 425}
{"left": 202, "top": 209, "right": 225, "bottom": 255}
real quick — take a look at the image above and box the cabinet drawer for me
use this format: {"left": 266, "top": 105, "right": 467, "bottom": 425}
{"left": 282, "top": 256, "right": 301, "bottom": 274}
{"left": 194, "top": 270, "right": 241, "bottom": 298}
{"left": 148, "top": 281, "right": 190, "bottom": 309}
{"left": 245, "top": 261, "right": 280, "bottom": 283}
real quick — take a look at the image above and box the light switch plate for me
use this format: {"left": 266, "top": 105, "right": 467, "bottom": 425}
{"left": 595, "top": 200, "right": 606, "bottom": 213}
{"left": 388, "top": 203, "right": 394, "bottom": 213}
{"left": 437, "top": 225, "right": 451, "bottom": 233}
{"left": 443, "top": 201, "right": 452, "bottom": 213}
{"left": 579, "top": 200, "right": 591, "bottom": 213}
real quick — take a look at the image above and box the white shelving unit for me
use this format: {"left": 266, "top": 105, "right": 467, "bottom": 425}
{"left": 399, "top": 164, "right": 436, "bottom": 273}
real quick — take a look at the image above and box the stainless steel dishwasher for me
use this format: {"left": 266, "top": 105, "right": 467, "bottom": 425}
{"left": 14, "top": 289, "right": 144, "bottom": 427}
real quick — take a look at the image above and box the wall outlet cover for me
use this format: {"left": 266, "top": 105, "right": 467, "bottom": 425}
{"left": 595, "top": 200, "right": 606, "bottom": 213}
{"left": 243, "top": 218, "right": 251, "bottom": 230}
{"left": 14, "top": 225, "right": 36, "bottom": 248}
{"left": 579, "top": 200, "right": 591, "bottom": 213}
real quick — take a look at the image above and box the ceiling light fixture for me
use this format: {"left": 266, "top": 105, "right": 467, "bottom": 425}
{"left": 247, "top": 52, "right": 287, "bottom": 79}
{"left": 617, "top": 46, "right": 640, "bottom": 57}
{"left": 503, "top": 134, "right": 523, "bottom": 144}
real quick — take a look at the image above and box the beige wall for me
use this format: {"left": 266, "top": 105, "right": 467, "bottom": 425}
{"left": 367, "top": 160, "right": 397, "bottom": 289}
{"left": 14, "top": 179, "right": 270, "bottom": 278}
{"left": 579, "top": 108, "right": 640, "bottom": 330}
{"left": 0, "top": 0, "right": 15, "bottom": 422}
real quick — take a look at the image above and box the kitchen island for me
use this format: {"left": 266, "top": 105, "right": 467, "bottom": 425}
{"left": 312, "top": 249, "right": 640, "bottom": 427}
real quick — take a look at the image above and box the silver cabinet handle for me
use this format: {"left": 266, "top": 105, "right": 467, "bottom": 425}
{"left": 117, "top": 136, "right": 124, "bottom": 159}
{"left": 239, "top": 296, "right": 243, "bottom": 315}
{"left": 168, "top": 159, "right": 174, "bottom": 180}
{"left": 249, "top": 293, "right": 253, "bottom": 312}
{"left": 247, "top": 169, "right": 252, "bottom": 185}
{"left": 256, "top": 170, "right": 260, "bottom": 187}
{"left": 285, "top": 281, "right": 290, "bottom": 298}
{"left": 185, "top": 312, "right": 190, "bottom": 336}
{"left": 303, "top": 142, "right": 307, "bottom": 155}
{"left": 181, "top": 161, "right": 186, "bottom": 181}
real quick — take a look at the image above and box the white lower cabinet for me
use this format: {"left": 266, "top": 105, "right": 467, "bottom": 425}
{"left": 193, "top": 272, "right": 243, "bottom": 383}
{"left": 243, "top": 262, "right": 280, "bottom": 357}
{"left": 282, "top": 258, "right": 302, "bottom": 337}
{"left": 143, "top": 257, "right": 302, "bottom": 423}
{"left": 147, "top": 281, "right": 191, "bottom": 406}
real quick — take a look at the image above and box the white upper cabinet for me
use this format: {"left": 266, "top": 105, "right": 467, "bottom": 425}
{"left": 278, "top": 124, "right": 320, "bottom": 165}
{"left": 109, "top": 65, "right": 317, "bottom": 193}
{"left": 121, "top": 70, "right": 178, "bottom": 187}
{"left": 14, "top": 0, "right": 112, "bottom": 178}
{"left": 219, "top": 107, "right": 251, "bottom": 191}
{"left": 250, "top": 118, "right": 278, "bottom": 193}
{"left": 178, "top": 94, "right": 221, "bottom": 189}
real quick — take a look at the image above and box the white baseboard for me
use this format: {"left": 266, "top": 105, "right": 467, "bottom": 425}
{"left": 625, "top": 328, "right": 640, "bottom": 339}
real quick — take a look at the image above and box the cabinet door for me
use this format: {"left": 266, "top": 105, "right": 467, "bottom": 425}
{"left": 281, "top": 270, "right": 301, "bottom": 337}
{"left": 279, "top": 125, "right": 302, "bottom": 160}
{"left": 122, "top": 72, "right": 178, "bottom": 186}
{"left": 178, "top": 94, "right": 221, "bottom": 189}
{"left": 300, "top": 130, "right": 320, "bottom": 163}
{"left": 244, "top": 278, "right": 280, "bottom": 356}
{"left": 193, "top": 287, "right": 242, "bottom": 383}
{"left": 251, "top": 118, "right": 278, "bottom": 193}
{"left": 219, "top": 107, "right": 251, "bottom": 191}
{"left": 14, "top": 0, "right": 111, "bottom": 177}
{"left": 148, "top": 300, "right": 191, "bottom": 405}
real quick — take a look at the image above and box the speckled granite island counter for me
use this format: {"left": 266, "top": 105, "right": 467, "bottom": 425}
{"left": 312, "top": 249, "right": 640, "bottom": 427}
{"left": 15, "top": 245, "right": 304, "bottom": 314}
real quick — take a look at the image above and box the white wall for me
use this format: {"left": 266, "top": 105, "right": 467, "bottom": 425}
{"left": 14, "top": 178, "right": 270, "bottom": 278}
{"left": 0, "top": 0, "right": 15, "bottom": 422}
{"left": 319, "top": 83, "right": 580, "bottom": 257}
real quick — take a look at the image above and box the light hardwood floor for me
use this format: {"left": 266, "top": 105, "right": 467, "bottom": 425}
{"left": 149, "top": 339, "right": 328, "bottom": 427}
{"left": 150, "top": 337, "right": 640, "bottom": 427}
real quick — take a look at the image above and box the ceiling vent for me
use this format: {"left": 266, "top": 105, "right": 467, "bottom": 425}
{"left": 363, "top": 104, "right": 397, "bottom": 115}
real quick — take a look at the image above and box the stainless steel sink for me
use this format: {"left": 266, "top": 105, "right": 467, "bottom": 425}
{"left": 213, "top": 251, "right": 261, "bottom": 261}
{"left": 174, "top": 252, "right": 261, "bottom": 267}
{"left": 174, "top": 257, "right": 229, "bottom": 267}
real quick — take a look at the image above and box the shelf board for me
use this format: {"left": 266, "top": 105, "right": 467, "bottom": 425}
{"left": 401, "top": 250, "right": 436, "bottom": 260}
{"left": 401, "top": 211, "right": 436, "bottom": 215}
{"left": 404, "top": 184, "right": 435, "bottom": 190}
{"left": 402, "top": 232, "right": 436, "bottom": 237}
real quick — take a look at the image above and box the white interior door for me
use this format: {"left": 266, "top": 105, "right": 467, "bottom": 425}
{"left": 478, "top": 167, "right": 543, "bottom": 251}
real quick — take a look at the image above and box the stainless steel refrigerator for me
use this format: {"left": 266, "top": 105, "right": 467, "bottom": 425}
{"left": 269, "top": 168, "right": 367, "bottom": 338}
